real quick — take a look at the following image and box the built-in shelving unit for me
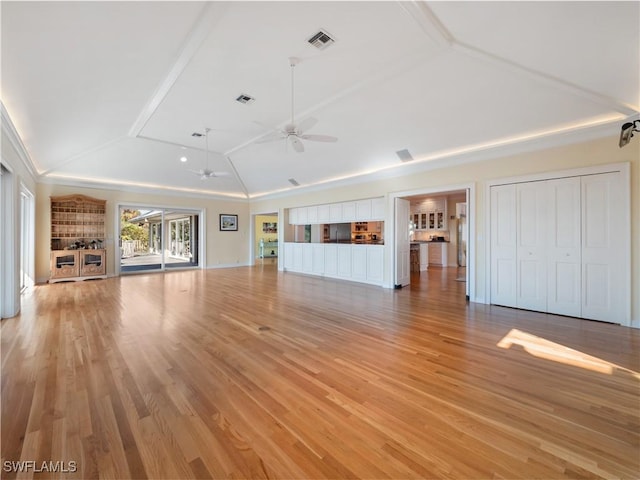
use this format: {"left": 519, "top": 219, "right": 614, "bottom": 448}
{"left": 50, "top": 194, "right": 107, "bottom": 283}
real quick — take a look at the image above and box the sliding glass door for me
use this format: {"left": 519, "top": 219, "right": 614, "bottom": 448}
{"left": 119, "top": 206, "right": 200, "bottom": 273}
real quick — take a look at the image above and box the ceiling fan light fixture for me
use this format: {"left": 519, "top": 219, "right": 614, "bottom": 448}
{"left": 253, "top": 58, "right": 338, "bottom": 152}
{"left": 186, "top": 128, "right": 229, "bottom": 180}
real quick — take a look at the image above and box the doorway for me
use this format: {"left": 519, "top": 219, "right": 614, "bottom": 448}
{"left": 119, "top": 206, "right": 202, "bottom": 273}
{"left": 253, "top": 212, "right": 279, "bottom": 265}
{"left": 20, "top": 184, "right": 35, "bottom": 292}
{"left": 391, "top": 185, "right": 474, "bottom": 301}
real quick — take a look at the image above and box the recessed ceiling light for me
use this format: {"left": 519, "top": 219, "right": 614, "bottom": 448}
{"left": 180, "top": 156, "right": 188, "bottom": 163}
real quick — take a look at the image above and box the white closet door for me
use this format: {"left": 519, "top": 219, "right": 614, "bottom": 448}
{"left": 490, "top": 185, "right": 517, "bottom": 307}
{"left": 516, "top": 182, "right": 547, "bottom": 312}
{"left": 547, "top": 177, "right": 581, "bottom": 317}
{"left": 581, "top": 173, "right": 625, "bottom": 322}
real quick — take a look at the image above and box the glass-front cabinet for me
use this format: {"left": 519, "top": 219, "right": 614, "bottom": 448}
{"left": 411, "top": 196, "right": 447, "bottom": 231}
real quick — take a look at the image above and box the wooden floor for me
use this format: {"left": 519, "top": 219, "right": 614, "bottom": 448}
{"left": 2, "top": 265, "right": 638, "bottom": 479}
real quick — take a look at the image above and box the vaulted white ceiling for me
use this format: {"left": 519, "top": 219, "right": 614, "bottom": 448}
{"left": 2, "top": 1, "right": 638, "bottom": 199}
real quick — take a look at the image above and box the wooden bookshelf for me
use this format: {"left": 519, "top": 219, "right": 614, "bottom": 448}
{"left": 50, "top": 194, "right": 107, "bottom": 282}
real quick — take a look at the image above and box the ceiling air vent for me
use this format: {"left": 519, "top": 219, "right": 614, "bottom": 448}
{"left": 288, "top": 178, "right": 300, "bottom": 186}
{"left": 396, "top": 149, "right": 414, "bottom": 163}
{"left": 235, "top": 93, "right": 255, "bottom": 104}
{"left": 307, "top": 29, "right": 335, "bottom": 50}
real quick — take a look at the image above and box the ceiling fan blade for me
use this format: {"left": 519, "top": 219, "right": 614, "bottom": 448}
{"left": 300, "top": 134, "right": 338, "bottom": 143}
{"left": 203, "top": 170, "right": 231, "bottom": 178}
{"left": 290, "top": 135, "right": 304, "bottom": 153}
{"left": 296, "top": 117, "right": 318, "bottom": 135}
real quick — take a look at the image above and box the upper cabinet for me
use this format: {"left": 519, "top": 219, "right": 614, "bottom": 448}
{"left": 411, "top": 196, "right": 447, "bottom": 231}
{"left": 288, "top": 197, "right": 385, "bottom": 225}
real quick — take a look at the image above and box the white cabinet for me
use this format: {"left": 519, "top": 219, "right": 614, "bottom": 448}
{"left": 293, "top": 243, "right": 303, "bottom": 271}
{"left": 324, "top": 245, "right": 338, "bottom": 276}
{"left": 284, "top": 243, "right": 294, "bottom": 269}
{"left": 355, "top": 199, "right": 372, "bottom": 220}
{"left": 411, "top": 196, "right": 447, "bottom": 231}
{"left": 312, "top": 245, "right": 325, "bottom": 275}
{"left": 411, "top": 212, "right": 428, "bottom": 230}
{"left": 366, "top": 246, "right": 384, "bottom": 283}
{"left": 283, "top": 243, "right": 384, "bottom": 286}
{"left": 297, "top": 207, "right": 308, "bottom": 225}
{"left": 289, "top": 197, "right": 386, "bottom": 225}
{"left": 318, "top": 204, "right": 331, "bottom": 223}
{"left": 419, "top": 243, "right": 428, "bottom": 271}
{"left": 302, "top": 243, "right": 313, "bottom": 272}
{"left": 307, "top": 205, "right": 318, "bottom": 224}
{"left": 288, "top": 207, "right": 298, "bottom": 225}
{"left": 371, "top": 197, "right": 385, "bottom": 220}
{"left": 341, "top": 202, "right": 356, "bottom": 222}
{"left": 351, "top": 247, "right": 367, "bottom": 280}
{"left": 329, "top": 203, "right": 342, "bottom": 222}
{"left": 337, "top": 245, "right": 352, "bottom": 278}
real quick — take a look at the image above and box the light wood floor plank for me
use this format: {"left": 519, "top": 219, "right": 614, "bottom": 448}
{"left": 2, "top": 264, "right": 638, "bottom": 479}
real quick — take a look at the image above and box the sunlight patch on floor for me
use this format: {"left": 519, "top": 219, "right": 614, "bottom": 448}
{"left": 497, "top": 328, "right": 640, "bottom": 379}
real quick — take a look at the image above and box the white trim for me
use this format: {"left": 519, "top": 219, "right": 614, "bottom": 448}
{"left": 0, "top": 163, "right": 19, "bottom": 318}
{"left": 387, "top": 182, "right": 476, "bottom": 304}
{"left": 453, "top": 41, "right": 637, "bottom": 116}
{"left": 127, "top": 2, "right": 226, "bottom": 137}
{"left": 1, "top": 102, "right": 38, "bottom": 179}
{"left": 250, "top": 119, "right": 622, "bottom": 202}
{"left": 484, "top": 161, "right": 632, "bottom": 327}
{"left": 40, "top": 174, "right": 248, "bottom": 203}
{"left": 205, "top": 262, "right": 252, "bottom": 270}
{"left": 19, "top": 182, "right": 35, "bottom": 292}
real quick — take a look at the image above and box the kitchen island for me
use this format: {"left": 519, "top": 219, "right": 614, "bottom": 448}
{"left": 411, "top": 240, "right": 450, "bottom": 269}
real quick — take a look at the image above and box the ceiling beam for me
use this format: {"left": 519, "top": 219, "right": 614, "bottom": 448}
{"left": 127, "top": 3, "right": 228, "bottom": 138}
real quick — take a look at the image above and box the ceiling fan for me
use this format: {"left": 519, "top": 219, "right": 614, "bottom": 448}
{"left": 256, "top": 57, "right": 338, "bottom": 153}
{"left": 188, "top": 128, "right": 230, "bottom": 180}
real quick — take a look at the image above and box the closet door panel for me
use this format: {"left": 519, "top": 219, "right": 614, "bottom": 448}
{"left": 490, "top": 185, "right": 517, "bottom": 307}
{"left": 516, "top": 182, "right": 547, "bottom": 312}
{"left": 581, "top": 173, "right": 625, "bottom": 322}
{"left": 547, "top": 177, "right": 581, "bottom": 317}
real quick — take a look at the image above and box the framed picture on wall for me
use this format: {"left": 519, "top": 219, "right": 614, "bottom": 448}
{"left": 219, "top": 214, "right": 238, "bottom": 231}
{"left": 262, "top": 222, "right": 277, "bottom": 233}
